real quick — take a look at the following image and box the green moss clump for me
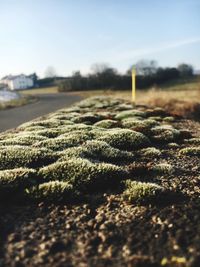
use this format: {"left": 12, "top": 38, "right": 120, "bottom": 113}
{"left": 186, "top": 138, "right": 200, "bottom": 145}
{"left": 147, "top": 116, "right": 162, "bottom": 121}
{"left": 115, "top": 110, "right": 146, "bottom": 120}
{"left": 0, "top": 168, "right": 37, "bottom": 197}
{"left": 84, "top": 140, "right": 134, "bottom": 163}
{"left": 31, "top": 129, "right": 62, "bottom": 138}
{"left": 25, "top": 181, "right": 74, "bottom": 202}
{"left": 162, "top": 116, "right": 175, "bottom": 122}
{"left": 139, "top": 147, "right": 161, "bottom": 158}
{"left": 72, "top": 113, "right": 105, "bottom": 124}
{"left": 21, "top": 126, "right": 46, "bottom": 131}
{"left": 57, "top": 124, "right": 94, "bottom": 133}
{"left": 34, "top": 131, "right": 94, "bottom": 151}
{"left": 94, "top": 119, "right": 119, "bottom": 129}
{"left": 58, "top": 147, "right": 88, "bottom": 161}
{"left": 167, "top": 143, "right": 180, "bottom": 148}
{"left": 123, "top": 180, "right": 166, "bottom": 204}
{"left": 179, "top": 129, "right": 192, "bottom": 139}
{"left": 98, "top": 129, "right": 150, "bottom": 150}
{"left": 146, "top": 107, "right": 167, "bottom": 117}
{"left": 0, "top": 146, "right": 58, "bottom": 169}
{"left": 179, "top": 146, "right": 200, "bottom": 156}
{"left": 0, "top": 134, "right": 47, "bottom": 146}
{"left": 151, "top": 163, "right": 174, "bottom": 175}
{"left": 121, "top": 119, "right": 146, "bottom": 128}
{"left": 151, "top": 125, "right": 181, "bottom": 143}
{"left": 39, "top": 158, "right": 126, "bottom": 191}
{"left": 19, "top": 119, "right": 64, "bottom": 129}
{"left": 113, "top": 103, "right": 133, "bottom": 111}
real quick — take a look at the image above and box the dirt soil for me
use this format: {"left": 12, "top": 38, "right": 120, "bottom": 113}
{"left": 0, "top": 98, "right": 200, "bottom": 267}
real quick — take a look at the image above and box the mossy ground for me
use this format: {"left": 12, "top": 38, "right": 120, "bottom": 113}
{"left": 1, "top": 96, "right": 200, "bottom": 267}
{"left": 0, "top": 96, "right": 199, "bottom": 206}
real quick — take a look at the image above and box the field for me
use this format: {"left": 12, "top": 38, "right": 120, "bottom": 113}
{"left": 20, "top": 86, "right": 59, "bottom": 95}
{"left": 0, "top": 95, "right": 200, "bottom": 266}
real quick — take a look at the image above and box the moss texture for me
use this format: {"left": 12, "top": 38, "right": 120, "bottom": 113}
{"left": 0, "top": 96, "right": 193, "bottom": 203}
{"left": 123, "top": 180, "right": 166, "bottom": 204}
{"left": 98, "top": 129, "right": 150, "bottom": 150}
{"left": 0, "top": 146, "right": 58, "bottom": 169}
{"left": 26, "top": 181, "right": 74, "bottom": 202}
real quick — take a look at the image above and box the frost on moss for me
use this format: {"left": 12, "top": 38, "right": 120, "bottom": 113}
{"left": 98, "top": 129, "right": 150, "bottom": 150}
{"left": 18, "top": 119, "right": 64, "bottom": 129}
{"left": 0, "top": 168, "right": 37, "bottom": 197}
{"left": 179, "top": 129, "right": 192, "bottom": 139}
{"left": 186, "top": 138, "right": 200, "bottom": 145}
{"left": 57, "top": 124, "right": 94, "bottom": 134}
{"left": 122, "top": 180, "right": 166, "bottom": 204}
{"left": 76, "top": 97, "right": 120, "bottom": 109}
{"left": 115, "top": 110, "right": 146, "bottom": 120}
{"left": 94, "top": 119, "right": 119, "bottom": 129}
{"left": 151, "top": 125, "right": 181, "bottom": 143}
{"left": 0, "top": 134, "right": 47, "bottom": 146}
{"left": 146, "top": 107, "right": 167, "bottom": 117}
{"left": 0, "top": 146, "right": 58, "bottom": 169}
{"left": 139, "top": 147, "right": 161, "bottom": 158}
{"left": 84, "top": 140, "right": 134, "bottom": 163}
{"left": 34, "top": 131, "right": 94, "bottom": 151}
{"left": 179, "top": 146, "right": 200, "bottom": 156}
{"left": 21, "top": 126, "right": 46, "bottom": 131}
{"left": 113, "top": 103, "right": 133, "bottom": 111}
{"left": 39, "top": 158, "right": 126, "bottom": 191}
{"left": 72, "top": 113, "right": 105, "bottom": 124}
{"left": 25, "top": 181, "right": 74, "bottom": 202}
{"left": 151, "top": 163, "right": 174, "bottom": 175}
{"left": 162, "top": 116, "right": 175, "bottom": 122}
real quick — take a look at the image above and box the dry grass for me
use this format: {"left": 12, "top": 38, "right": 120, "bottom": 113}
{"left": 20, "top": 86, "right": 59, "bottom": 95}
{"left": 0, "top": 95, "right": 36, "bottom": 110}
{"left": 77, "top": 78, "right": 200, "bottom": 120}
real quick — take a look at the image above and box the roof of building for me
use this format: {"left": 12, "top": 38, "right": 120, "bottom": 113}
{"left": 1, "top": 74, "right": 31, "bottom": 81}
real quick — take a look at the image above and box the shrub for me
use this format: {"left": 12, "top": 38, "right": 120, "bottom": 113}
{"left": 122, "top": 180, "right": 166, "bottom": 204}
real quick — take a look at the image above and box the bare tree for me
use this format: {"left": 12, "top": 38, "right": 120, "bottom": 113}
{"left": 127, "top": 60, "right": 158, "bottom": 76}
{"left": 90, "top": 63, "right": 110, "bottom": 75}
{"left": 44, "top": 66, "right": 57, "bottom": 78}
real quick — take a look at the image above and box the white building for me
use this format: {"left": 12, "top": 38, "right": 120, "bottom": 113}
{"left": 0, "top": 74, "right": 34, "bottom": 90}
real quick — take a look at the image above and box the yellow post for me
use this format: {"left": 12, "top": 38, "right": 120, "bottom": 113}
{"left": 132, "top": 68, "right": 136, "bottom": 104}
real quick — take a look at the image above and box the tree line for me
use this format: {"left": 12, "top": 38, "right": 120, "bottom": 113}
{"left": 58, "top": 60, "right": 194, "bottom": 92}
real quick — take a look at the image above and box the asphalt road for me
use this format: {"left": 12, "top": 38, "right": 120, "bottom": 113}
{"left": 0, "top": 93, "right": 82, "bottom": 133}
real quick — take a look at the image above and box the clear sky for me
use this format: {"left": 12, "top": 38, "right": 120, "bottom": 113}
{"left": 0, "top": 0, "right": 199, "bottom": 78}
